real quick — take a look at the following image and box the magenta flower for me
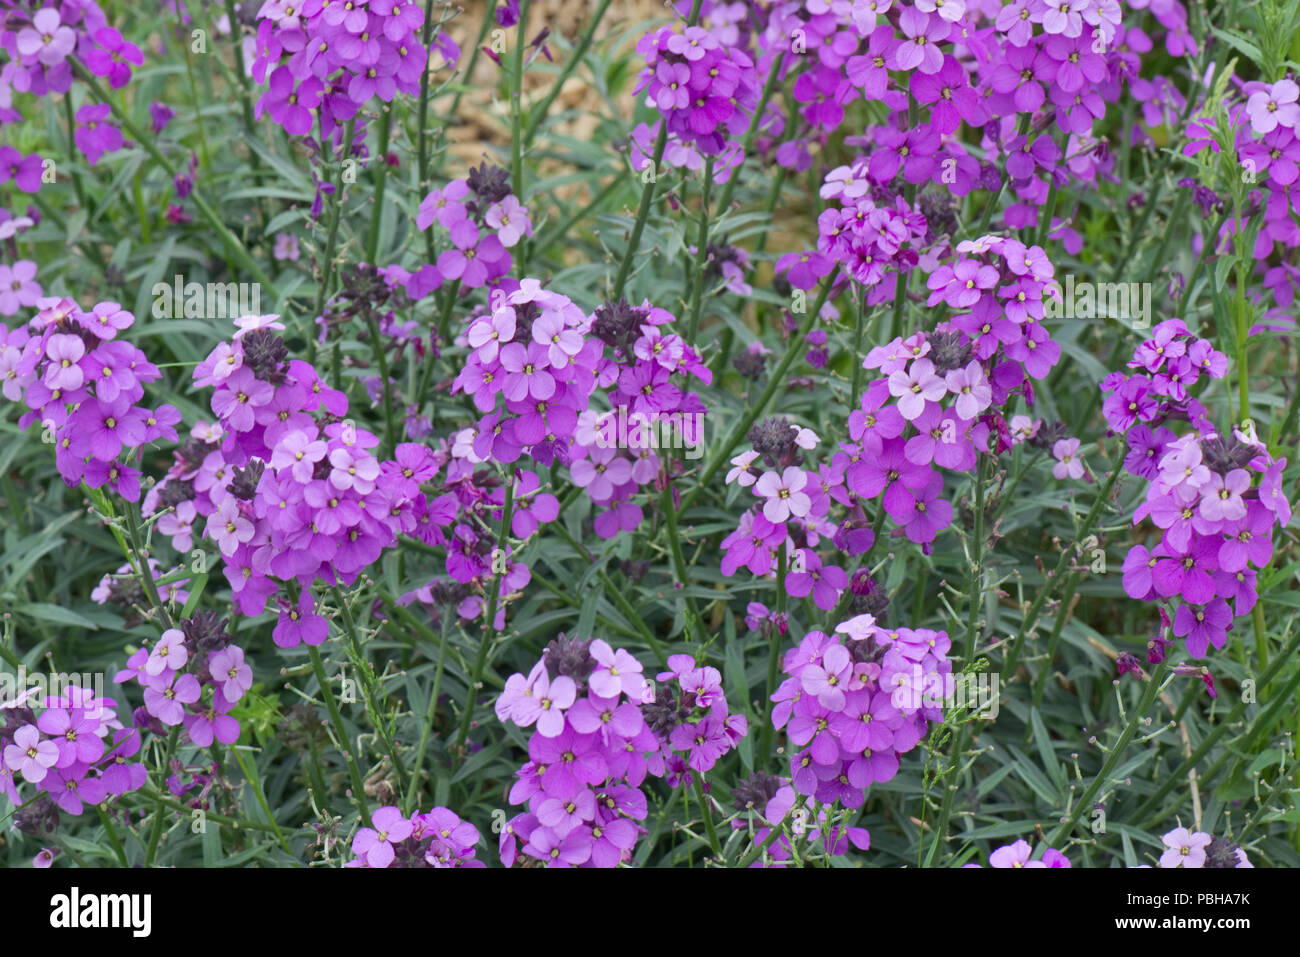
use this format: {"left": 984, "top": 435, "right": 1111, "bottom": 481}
{"left": 42, "top": 334, "right": 85, "bottom": 392}
{"left": 754, "top": 466, "right": 812, "bottom": 523}
{"left": 989, "top": 839, "right": 1034, "bottom": 868}
{"left": 894, "top": 475, "right": 953, "bottom": 544}
{"left": 1173, "top": 597, "right": 1233, "bottom": 658}
{"left": 512, "top": 672, "right": 576, "bottom": 737}
{"left": 888, "top": 358, "right": 947, "bottom": 420}
{"left": 143, "top": 673, "right": 202, "bottom": 726}
{"left": 485, "top": 195, "right": 532, "bottom": 247}
{"left": 1198, "top": 468, "right": 1250, "bottom": 523}
{"left": 1246, "top": 79, "right": 1300, "bottom": 135}
{"left": 3, "top": 724, "right": 59, "bottom": 784}
{"left": 945, "top": 360, "right": 992, "bottom": 420}
{"left": 524, "top": 824, "right": 592, "bottom": 867}
{"left": 0, "top": 147, "right": 43, "bottom": 194}
{"left": 258, "top": 66, "right": 325, "bottom": 136}
{"left": 1159, "top": 827, "right": 1212, "bottom": 868}
{"left": 529, "top": 726, "right": 607, "bottom": 798}
{"left": 146, "top": 628, "right": 189, "bottom": 676}
{"left": 1051, "top": 438, "right": 1085, "bottom": 480}
{"left": 209, "top": 646, "right": 253, "bottom": 702}
{"left": 85, "top": 27, "right": 144, "bottom": 89}
{"left": 273, "top": 591, "right": 330, "bottom": 648}
{"left": 588, "top": 639, "right": 646, "bottom": 699}
{"left": 893, "top": 6, "right": 946, "bottom": 74}
{"left": 16, "top": 8, "right": 75, "bottom": 66}
{"left": 74, "top": 104, "right": 124, "bottom": 166}
{"left": 47, "top": 764, "right": 108, "bottom": 815}
{"left": 353, "top": 806, "right": 415, "bottom": 867}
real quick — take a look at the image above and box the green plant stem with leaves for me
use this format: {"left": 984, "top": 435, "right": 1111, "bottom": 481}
{"left": 455, "top": 478, "right": 515, "bottom": 754}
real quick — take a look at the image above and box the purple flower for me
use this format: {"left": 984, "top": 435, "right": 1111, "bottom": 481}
{"left": 1173, "top": 598, "right": 1233, "bottom": 658}
{"left": 74, "top": 104, "right": 124, "bottom": 166}
{"left": 353, "top": 806, "right": 414, "bottom": 867}
{"left": 0, "top": 146, "right": 43, "bottom": 193}
{"left": 1246, "top": 79, "right": 1300, "bottom": 135}
{"left": 893, "top": 7, "right": 946, "bottom": 74}
{"left": 209, "top": 646, "right": 253, "bottom": 702}
{"left": 3, "top": 724, "right": 59, "bottom": 784}
{"left": 1159, "top": 827, "right": 1212, "bottom": 868}
{"left": 16, "top": 9, "right": 75, "bottom": 66}
{"left": 512, "top": 672, "right": 576, "bottom": 737}
{"left": 143, "top": 673, "right": 202, "bottom": 726}
{"left": 888, "top": 358, "right": 947, "bottom": 420}
{"left": 588, "top": 639, "right": 645, "bottom": 699}
{"left": 524, "top": 824, "right": 592, "bottom": 867}
{"left": 754, "top": 466, "right": 811, "bottom": 523}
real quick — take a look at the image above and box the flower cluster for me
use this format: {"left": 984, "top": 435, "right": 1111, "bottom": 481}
{"left": 722, "top": 417, "right": 853, "bottom": 610}
{"left": 790, "top": 176, "right": 928, "bottom": 301}
{"left": 1, "top": 1, "right": 142, "bottom": 97}
{"left": 1105, "top": 320, "right": 1291, "bottom": 658}
{"left": 791, "top": 237, "right": 1066, "bottom": 556}
{"left": 453, "top": 278, "right": 598, "bottom": 464}
{"left": 633, "top": 23, "right": 761, "bottom": 155}
{"left": 114, "top": 612, "right": 251, "bottom": 749}
{"left": 728, "top": 770, "right": 870, "bottom": 867}
{"left": 643, "top": 652, "right": 747, "bottom": 783}
{"left": 250, "top": 0, "right": 458, "bottom": 138}
{"left": 495, "top": 635, "right": 656, "bottom": 868}
{"left": 348, "top": 804, "right": 483, "bottom": 868}
{"left": 572, "top": 298, "right": 712, "bottom": 538}
{"left": 416, "top": 164, "right": 532, "bottom": 293}
{"left": 145, "top": 319, "right": 431, "bottom": 628}
{"left": 0, "top": 298, "right": 178, "bottom": 501}
{"left": 771, "top": 614, "right": 950, "bottom": 806}
{"left": 1, "top": 683, "right": 144, "bottom": 815}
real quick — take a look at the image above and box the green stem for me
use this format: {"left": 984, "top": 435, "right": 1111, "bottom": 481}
{"left": 1045, "top": 661, "right": 1171, "bottom": 848}
{"left": 1002, "top": 456, "right": 1122, "bottom": 679}
{"left": 661, "top": 482, "right": 703, "bottom": 645}
{"left": 365, "top": 313, "right": 398, "bottom": 457}
{"left": 611, "top": 124, "right": 669, "bottom": 301}
{"left": 176, "top": 0, "right": 212, "bottom": 168}
{"left": 97, "top": 806, "right": 130, "bottom": 867}
{"left": 404, "top": 613, "right": 452, "bottom": 814}
{"left": 229, "top": 745, "right": 293, "bottom": 853}
{"left": 692, "top": 774, "right": 724, "bottom": 859}
{"left": 509, "top": 0, "right": 531, "bottom": 223}
{"left": 715, "top": 51, "right": 788, "bottom": 216}
{"left": 760, "top": 548, "right": 787, "bottom": 766}
{"left": 736, "top": 797, "right": 802, "bottom": 867}
{"left": 332, "top": 587, "right": 411, "bottom": 797}
{"left": 366, "top": 109, "right": 392, "bottom": 264}
{"left": 678, "top": 266, "right": 840, "bottom": 515}
{"left": 1131, "top": 625, "right": 1300, "bottom": 824}
{"left": 686, "top": 157, "right": 715, "bottom": 344}
{"left": 312, "top": 118, "right": 356, "bottom": 323}
{"left": 523, "top": 0, "right": 614, "bottom": 143}
{"left": 307, "top": 645, "right": 373, "bottom": 828}
{"left": 415, "top": 0, "right": 443, "bottom": 262}
{"left": 455, "top": 477, "right": 516, "bottom": 752}
{"left": 62, "top": 94, "right": 88, "bottom": 211}
{"left": 144, "top": 727, "right": 180, "bottom": 866}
